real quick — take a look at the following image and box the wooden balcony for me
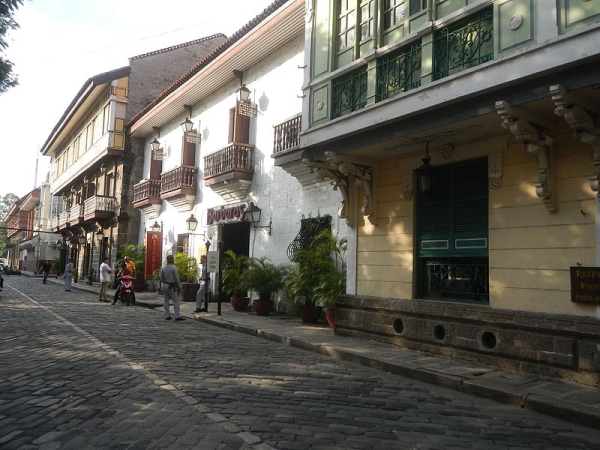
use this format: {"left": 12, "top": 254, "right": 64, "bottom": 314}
{"left": 160, "top": 165, "right": 198, "bottom": 211}
{"left": 133, "top": 179, "right": 162, "bottom": 208}
{"left": 273, "top": 114, "right": 301, "bottom": 154}
{"left": 203, "top": 143, "right": 254, "bottom": 202}
{"left": 69, "top": 204, "right": 83, "bottom": 227}
{"left": 83, "top": 195, "right": 117, "bottom": 221}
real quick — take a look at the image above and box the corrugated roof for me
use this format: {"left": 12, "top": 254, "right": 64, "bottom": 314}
{"left": 129, "top": 33, "right": 227, "bottom": 61}
{"left": 127, "top": 0, "right": 291, "bottom": 128}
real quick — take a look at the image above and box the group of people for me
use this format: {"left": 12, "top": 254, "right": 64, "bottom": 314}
{"left": 43, "top": 253, "right": 210, "bottom": 322}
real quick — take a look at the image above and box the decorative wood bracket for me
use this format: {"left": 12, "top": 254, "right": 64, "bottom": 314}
{"left": 496, "top": 100, "right": 557, "bottom": 212}
{"left": 303, "top": 152, "right": 377, "bottom": 227}
{"left": 550, "top": 84, "right": 600, "bottom": 195}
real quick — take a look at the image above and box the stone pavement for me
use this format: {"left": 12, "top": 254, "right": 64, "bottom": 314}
{"left": 34, "top": 273, "right": 600, "bottom": 430}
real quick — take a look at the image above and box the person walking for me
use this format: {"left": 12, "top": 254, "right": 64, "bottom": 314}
{"left": 64, "top": 259, "right": 73, "bottom": 292}
{"left": 98, "top": 257, "right": 112, "bottom": 302}
{"left": 195, "top": 255, "right": 208, "bottom": 313}
{"left": 39, "top": 261, "right": 51, "bottom": 284}
{"left": 160, "top": 255, "right": 185, "bottom": 321}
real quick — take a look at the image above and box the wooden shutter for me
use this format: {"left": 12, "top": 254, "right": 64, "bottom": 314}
{"left": 233, "top": 102, "right": 250, "bottom": 144}
{"left": 150, "top": 157, "right": 162, "bottom": 180}
{"left": 181, "top": 134, "right": 196, "bottom": 166}
{"left": 418, "top": 158, "right": 488, "bottom": 257}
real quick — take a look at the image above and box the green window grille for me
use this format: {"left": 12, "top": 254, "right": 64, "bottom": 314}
{"left": 376, "top": 40, "right": 422, "bottom": 102}
{"left": 331, "top": 66, "right": 368, "bottom": 119}
{"left": 433, "top": 7, "right": 494, "bottom": 81}
{"left": 383, "top": 0, "right": 405, "bottom": 30}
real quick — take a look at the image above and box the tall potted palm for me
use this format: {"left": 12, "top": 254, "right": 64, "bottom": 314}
{"left": 173, "top": 252, "right": 198, "bottom": 302}
{"left": 245, "top": 257, "right": 287, "bottom": 316}
{"left": 222, "top": 250, "right": 250, "bottom": 311}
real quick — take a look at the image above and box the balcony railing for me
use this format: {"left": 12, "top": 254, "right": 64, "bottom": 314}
{"left": 133, "top": 179, "right": 162, "bottom": 206}
{"left": 332, "top": 65, "right": 368, "bottom": 119}
{"left": 204, "top": 143, "right": 254, "bottom": 180}
{"left": 376, "top": 41, "right": 422, "bottom": 102}
{"left": 58, "top": 211, "right": 69, "bottom": 228}
{"left": 433, "top": 7, "right": 494, "bottom": 80}
{"left": 69, "top": 204, "right": 83, "bottom": 225}
{"left": 51, "top": 215, "right": 59, "bottom": 230}
{"left": 160, "top": 165, "right": 198, "bottom": 196}
{"left": 273, "top": 115, "right": 301, "bottom": 154}
{"left": 83, "top": 195, "right": 117, "bottom": 219}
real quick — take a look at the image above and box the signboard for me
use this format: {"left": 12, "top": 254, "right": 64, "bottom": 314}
{"left": 145, "top": 232, "right": 163, "bottom": 279}
{"left": 206, "top": 251, "right": 219, "bottom": 273}
{"left": 207, "top": 202, "right": 249, "bottom": 225}
{"left": 570, "top": 266, "right": 600, "bottom": 304}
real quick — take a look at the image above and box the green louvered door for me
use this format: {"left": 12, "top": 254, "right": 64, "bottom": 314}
{"left": 417, "top": 158, "right": 489, "bottom": 303}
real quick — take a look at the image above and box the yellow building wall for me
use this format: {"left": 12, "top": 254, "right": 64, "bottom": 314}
{"left": 356, "top": 128, "right": 598, "bottom": 318}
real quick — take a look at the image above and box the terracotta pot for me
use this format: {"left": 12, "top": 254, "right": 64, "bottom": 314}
{"left": 231, "top": 296, "right": 250, "bottom": 311}
{"left": 300, "top": 305, "right": 322, "bottom": 324}
{"left": 252, "top": 299, "right": 273, "bottom": 316}
{"left": 325, "top": 308, "right": 335, "bottom": 328}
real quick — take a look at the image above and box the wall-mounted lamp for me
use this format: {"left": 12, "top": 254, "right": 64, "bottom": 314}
{"left": 186, "top": 214, "right": 207, "bottom": 238}
{"left": 150, "top": 221, "right": 162, "bottom": 233}
{"left": 417, "top": 142, "right": 436, "bottom": 194}
{"left": 150, "top": 138, "right": 161, "bottom": 151}
{"left": 245, "top": 202, "right": 271, "bottom": 235}
{"left": 78, "top": 234, "right": 87, "bottom": 245}
{"left": 181, "top": 117, "right": 194, "bottom": 133}
{"left": 83, "top": 175, "right": 89, "bottom": 184}
{"left": 96, "top": 228, "right": 104, "bottom": 243}
{"left": 52, "top": 240, "right": 63, "bottom": 250}
{"left": 238, "top": 84, "right": 251, "bottom": 102}
{"left": 70, "top": 185, "right": 76, "bottom": 194}
{"left": 150, "top": 137, "right": 167, "bottom": 160}
{"left": 100, "top": 163, "right": 106, "bottom": 173}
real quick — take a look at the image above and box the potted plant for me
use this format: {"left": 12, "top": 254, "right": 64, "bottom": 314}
{"left": 245, "top": 257, "right": 287, "bottom": 316}
{"left": 285, "top": 229, "right": 347, "bottom": 325}
{"left": 222, "top": 250, "right": 251, "bottom": 312}
{"left": 86, "top": 267, "right": 95, "bottom": 285}
{"left": 173, "top": 252, "right": 198, "bottom": 302}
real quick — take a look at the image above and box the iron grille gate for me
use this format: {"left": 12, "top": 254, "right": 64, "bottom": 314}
{"left": 424, "top": 258, "right": 489, "bottom": 304}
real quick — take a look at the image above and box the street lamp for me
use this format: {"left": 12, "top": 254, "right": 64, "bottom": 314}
{"left": 150, "top": 221, "right": 162, "bottom": 233}
{"left": 181, "top": 117, "right": 194, "bottom": 133}
{"left": 245, "top": 202, "right": 271, "bottom": 235}
{"left": 186, "top": 214, "right": 198, "bottom": 232}
{"left": 417, "top": 142, "right": 435, "bottom": 194}
{"left": 78, "top": 235, "right": 87, "bottom": 245}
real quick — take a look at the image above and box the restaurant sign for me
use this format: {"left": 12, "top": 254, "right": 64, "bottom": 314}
{"left": 570, "top": 266, "right": 600, "bottom": 304}
{"left": 207, "top": 202, "right": 249, "bottom": 225}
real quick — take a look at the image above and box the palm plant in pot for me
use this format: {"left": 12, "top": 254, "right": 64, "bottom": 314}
{"left": 245, "top": 256, "right": 287, "bottom": 316}
{"left": 173, "top": 252, "right": 198, "bottom": 302}
{"left": 222, "top": 250, "right": 251, "bottom": 312}
{"left": 286, "top": 230, "right": 347, "bottom": 325}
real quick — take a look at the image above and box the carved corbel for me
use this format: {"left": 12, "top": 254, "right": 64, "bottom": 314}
{"left": 550, "top": 84, "right": 600, "bottom": 194}
{"left": 325, "top": 151, "right": 377, "bottom": 225}
{"left": 303, "top": 158, "right": 352, "bottom": 227}
{"left": 496, "top": 100, "right": 557, "bottom": 211}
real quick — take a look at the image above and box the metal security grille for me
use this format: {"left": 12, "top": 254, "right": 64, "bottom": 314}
{"left": 376, "top": 40, "right": 422, "bottom": 102}
{"left": 433, "top": 7, "right": 494, "bottom": 80}
{"left": 424, "top": 258, "right": 489, "bottom": 303}
{"left": 287, "top": 215, "right": 332, "bottom": 261}
{"left": 331, "top": 66, "right": 368, "bottom": 119}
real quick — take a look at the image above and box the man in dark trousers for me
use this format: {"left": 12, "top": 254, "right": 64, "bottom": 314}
{"left": 39, "top": 261, "right": 51, "bottom": 284}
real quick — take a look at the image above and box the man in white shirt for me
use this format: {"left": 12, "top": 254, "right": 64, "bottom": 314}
{"left": 195, "top": 255, "right": 208, "bottom": 313}
{"left": 99, "top": 257, "right": 113, "bottom": 302}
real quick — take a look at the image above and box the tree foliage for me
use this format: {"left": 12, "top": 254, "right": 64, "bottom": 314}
{"left": 0, "top": 0, "right": 24, "bottom": 95}
{"left": 0, "top": 192, "right": 19, "bottom": 257}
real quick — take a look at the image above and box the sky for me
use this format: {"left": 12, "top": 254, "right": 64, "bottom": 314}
{"left": 0, "top": 0, "right": 276, "bottom": 199}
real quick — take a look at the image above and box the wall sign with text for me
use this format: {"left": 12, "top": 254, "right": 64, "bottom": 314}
{"left": 570, "top": 266, "right": 600, "bottom": 304}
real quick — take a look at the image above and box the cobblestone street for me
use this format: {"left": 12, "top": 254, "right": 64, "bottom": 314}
{"left": 1, "top": 276, "right": 600, "bottom": 450}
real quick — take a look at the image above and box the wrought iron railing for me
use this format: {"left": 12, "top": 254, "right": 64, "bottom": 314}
{"left": 423, "top": 258, "right": 489, "bottom": 303}
{"left": 376, "top": 41, "right": 422, "bottom": 101}
{"left": 83, "top": 195, "right": 117, "bottom": 216}
{"left": 133, "top": 179, "right": 161, "bottom": 203}
{"left": 331, "top": 66, "right": 368, "bottom": 119}
{"left": 204, "top": 143, "right": 254, "bottom": 178}
{"left": 161, "top": 165, "right": 198, "bottom": 194}
{"left": 273, "top": 115, "right": 301, "bottom": 154}
{"left": 433, "top": 7, "right": 494, "bottom": 80}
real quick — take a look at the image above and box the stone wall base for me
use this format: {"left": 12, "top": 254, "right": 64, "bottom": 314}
{"left": 336, "top": 295, "right": 600, "bottom": 387}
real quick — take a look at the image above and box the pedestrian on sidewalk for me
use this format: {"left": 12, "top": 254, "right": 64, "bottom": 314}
{"left": 63, "top": 259, "right": 74, "bottom": 292}
{"left": 39, "top": 261, "right": 51, "bottom": 284}
{"left": 160, "top": 255, "right": 185, "bottom": 321}
{"left": 195, "top": 255, "right": 208, "bottom": 313}
{"left": 99, "top": 257, "right": 112, "bottom": 302}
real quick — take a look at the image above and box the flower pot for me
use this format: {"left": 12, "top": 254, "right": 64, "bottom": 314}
{"left": 252, "top": 299, "right": 273, "bottom": 316}
{"left": 325, "top": 308, "right": 335, "bottom": 328}
{"left": 300, "top": 305, "right": 322, "bottom": 324}
{"left": 180, "top": 283, "right": 200, "bottom": 302}
{"left": 231, "top": 296, "right": 250, "bottom": 311}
